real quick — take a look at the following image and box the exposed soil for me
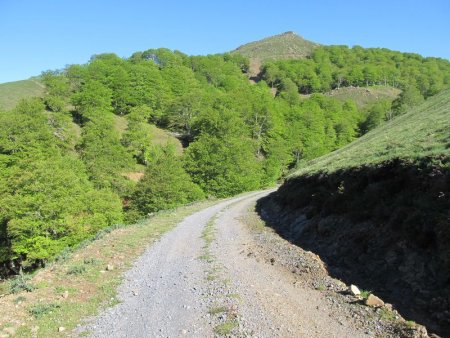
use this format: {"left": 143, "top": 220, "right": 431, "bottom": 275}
{"left": 257, "top": 158, "right": 450, "bottom": 337}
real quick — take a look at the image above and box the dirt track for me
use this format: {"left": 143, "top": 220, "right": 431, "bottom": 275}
{"left": 78, "top": 191, "right": 404, "bottom": 337}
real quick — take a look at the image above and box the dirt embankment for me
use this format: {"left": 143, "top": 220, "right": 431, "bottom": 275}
{"left": 257, "top": 157, "right": 450, "bottom": 337}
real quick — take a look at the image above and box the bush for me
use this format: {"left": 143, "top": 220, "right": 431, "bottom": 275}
{"left": 9, "top": 274, "right": 35, "bottom": 294}
{"left": 129, "top": 145, "right": 204, "bottom": 216}
{"left": 28, "top": 303, "right": 61, "bottom": 318}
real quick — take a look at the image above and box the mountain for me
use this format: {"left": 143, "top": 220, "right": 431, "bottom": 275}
{"left": 232, "top": 31, "right": 319, "bottom": 63}
{"left": 258, "top": 89, "right": 450, "bottom": 336}
{"left": 0, "top": 79, "right": 45, "bottom": 110}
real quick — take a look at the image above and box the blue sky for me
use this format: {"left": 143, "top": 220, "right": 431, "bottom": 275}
{"left": 1, "top": 0, "right": 449, "bottom": 83}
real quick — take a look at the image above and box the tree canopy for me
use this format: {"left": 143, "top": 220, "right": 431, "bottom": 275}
{"left": 2, "top": 43, "right": 449, "bottom": 275}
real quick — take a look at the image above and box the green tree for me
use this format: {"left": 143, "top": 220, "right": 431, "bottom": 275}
{"left": 0, "top": 99, "right": 123, "bottom": 271}
{"left": 184, "top": 134, "right": 262, "bottom": 197}
{"left": 122, "top": 105, "right": 156, "bottom": 164}
{"left": 391, "top": 84, "right": 424, "bottom": 115}
{"left": 129, "top": 145, "right": 204, "bottom": 216}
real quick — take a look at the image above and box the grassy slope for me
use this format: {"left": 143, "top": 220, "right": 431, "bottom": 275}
{"left": 113, "top": 115, "right": 183, "bottom": 154}
{"left": 0, "top": 79, "right": 45, "bottom": 110}
{"left": 270, "top": 90, "right": 450, "bottom": 335}
{"left": 233, "top": 31, "right": 319, "bottom": 63}
{"left": 292, "top": 89, "right": 450, "bottom": 176}
{"left": 326, "top": 86, "right": 401, "bottom": 110}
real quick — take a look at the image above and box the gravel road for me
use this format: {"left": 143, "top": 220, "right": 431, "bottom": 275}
{"left": 77, "top": 191, "right": 377, "bottom": 337}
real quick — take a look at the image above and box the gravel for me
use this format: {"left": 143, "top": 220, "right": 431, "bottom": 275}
{"left": 76, "top": 190, "right": 416, "bottom": 338}
{"left": 76, "top": 191, "right": 270, "bottom": 338}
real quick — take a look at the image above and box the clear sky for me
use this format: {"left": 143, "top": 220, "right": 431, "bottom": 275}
{"left": 1, "top": 0, "right": 449, "bottom": 83}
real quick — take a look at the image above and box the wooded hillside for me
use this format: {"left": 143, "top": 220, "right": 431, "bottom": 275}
{"left": 1, "top": 41, "right": 449, "bottom": 275}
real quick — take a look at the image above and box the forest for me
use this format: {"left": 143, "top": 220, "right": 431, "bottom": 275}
{"left": 1, "top": 45, "right": 449, "bottom": 274}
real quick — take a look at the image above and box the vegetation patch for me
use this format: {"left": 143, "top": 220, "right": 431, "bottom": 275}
{"left": 214, "top": 320, "right": 239, "bottom": 335}
{"left": 9, "top": 274, "right": 35, "bottom": 294}
{"left": 28, "top": 303, "right": 61, "bottom": 319}
{"left": 208, "top": 305, "right": 228, "bottom": 315}
{"left": 291, "top": 89, "right": 450, "bottom": 176}
{"left": 359, "top": 289, "right": 372, "bottom": 300}
{"left": 0, "top": 199, "right": 216, "bottom": 338}
{"left": 66, "top": 264, "right": 87, "bottom": 276}
{"left": 199, "top": 213, "right": 242, "bottom": 336}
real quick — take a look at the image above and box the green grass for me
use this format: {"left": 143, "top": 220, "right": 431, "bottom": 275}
{"left": 291, "top": 89, "right": 450, "bottom": 177}
{"left": 113, "top": 114, "right": 128, "bottom": 136}
{"left": 66, "top": 264, "right": 87, "bottom": 276}
{"left": 214, "top": 320, "right": 238, "bottom": 335}
{"left": 8, "top": 274, "right": 35, "bottom": 294}
{"left": 405, "top": 320, "right": 417, "bottom": 329}
{"left": 114, "top": 115, "right": 183, "bottom": 154}
{"left": 199, "top": 218, "right": 216, "bottom": 262}
{"left": 209, "top": 306, "right": 228, "bottom": 315}
{"left": 360, "top": 289, "right": 371, "bottom": 299}
{"left": 149, "top": 124, "right": 183, "bottom": 154}
{"left": 28, "top": 303, "right": 61, "bottom": 319}
{"left": 0, "top": 78, "right": 45, "bottom": 110}
{"left": 233, "top": 31, "right": 319, "bottom": 62}
{"left": 379, "top": 308, "right": 397, "bottom": 321}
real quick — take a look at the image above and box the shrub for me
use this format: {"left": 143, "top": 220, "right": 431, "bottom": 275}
{"left": 129, "top": 145, "right": 204, "bottom": 215}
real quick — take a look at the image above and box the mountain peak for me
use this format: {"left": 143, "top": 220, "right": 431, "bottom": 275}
{"left": 233, "top": 31, "right": 320, "bottom": 62}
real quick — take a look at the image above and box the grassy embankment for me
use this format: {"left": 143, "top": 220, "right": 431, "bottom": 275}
{"left": 0, "top": 199, "right": 217, "bottom": 337}
{"left": 292, "top": 88, "right": 449, "bottom": 176}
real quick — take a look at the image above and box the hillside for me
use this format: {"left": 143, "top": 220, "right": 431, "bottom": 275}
{"left": 293, "top": 88, "right": 450, "bottom": 176}
{"left": 325, "top": 86, "right": 401, "bottom": 110}
{"left": 258, "top": 91, "right": 450, "bottom": 336}
{"left": 0, "top": 79, "right": 45, "bottom": 110}
{"left": 233, "top": 31, "right": 319, "bottom": 63}
{"left": 1, "top": 32, "right": 450, "bottom": 337}
{"left": 1, "top": 36, "right": 449, "bottom": 337}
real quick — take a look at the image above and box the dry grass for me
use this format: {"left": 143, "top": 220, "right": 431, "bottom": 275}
{"left": 148, "top": 125, "right": 183, "bottom": 154}
{"left": 113, "top": 115, "right": 128, "bottom": 136}
{"left": 122, "top": 172, "right": 145, "bottom": 182}
{"left": 326, "top": 86, "right": 401, "bottom": 110}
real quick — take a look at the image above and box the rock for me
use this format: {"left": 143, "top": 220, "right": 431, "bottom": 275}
{"left": 106, "top": 264, "right": 114, "bottom": 271}
{"left": 58, "top": 327, "right": 65, "bottom": 332}
{"left": 383, "top": 303, "right": 393, "bottom": 311}
{"left": 411, "top": 325, "right": 428, "bottom": 338}
{"left": 62, "top": 291, "right": 69, "bottom": 299}
{"left": 349, "top": 284, "right": 361, "bottom": 296}
{"left": 365, "top": 294, "right": 384, "bottom": 307}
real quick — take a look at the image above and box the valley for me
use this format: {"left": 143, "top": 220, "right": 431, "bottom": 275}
{"left": 0, "top": 28, "right": 449, "bottom": 338}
